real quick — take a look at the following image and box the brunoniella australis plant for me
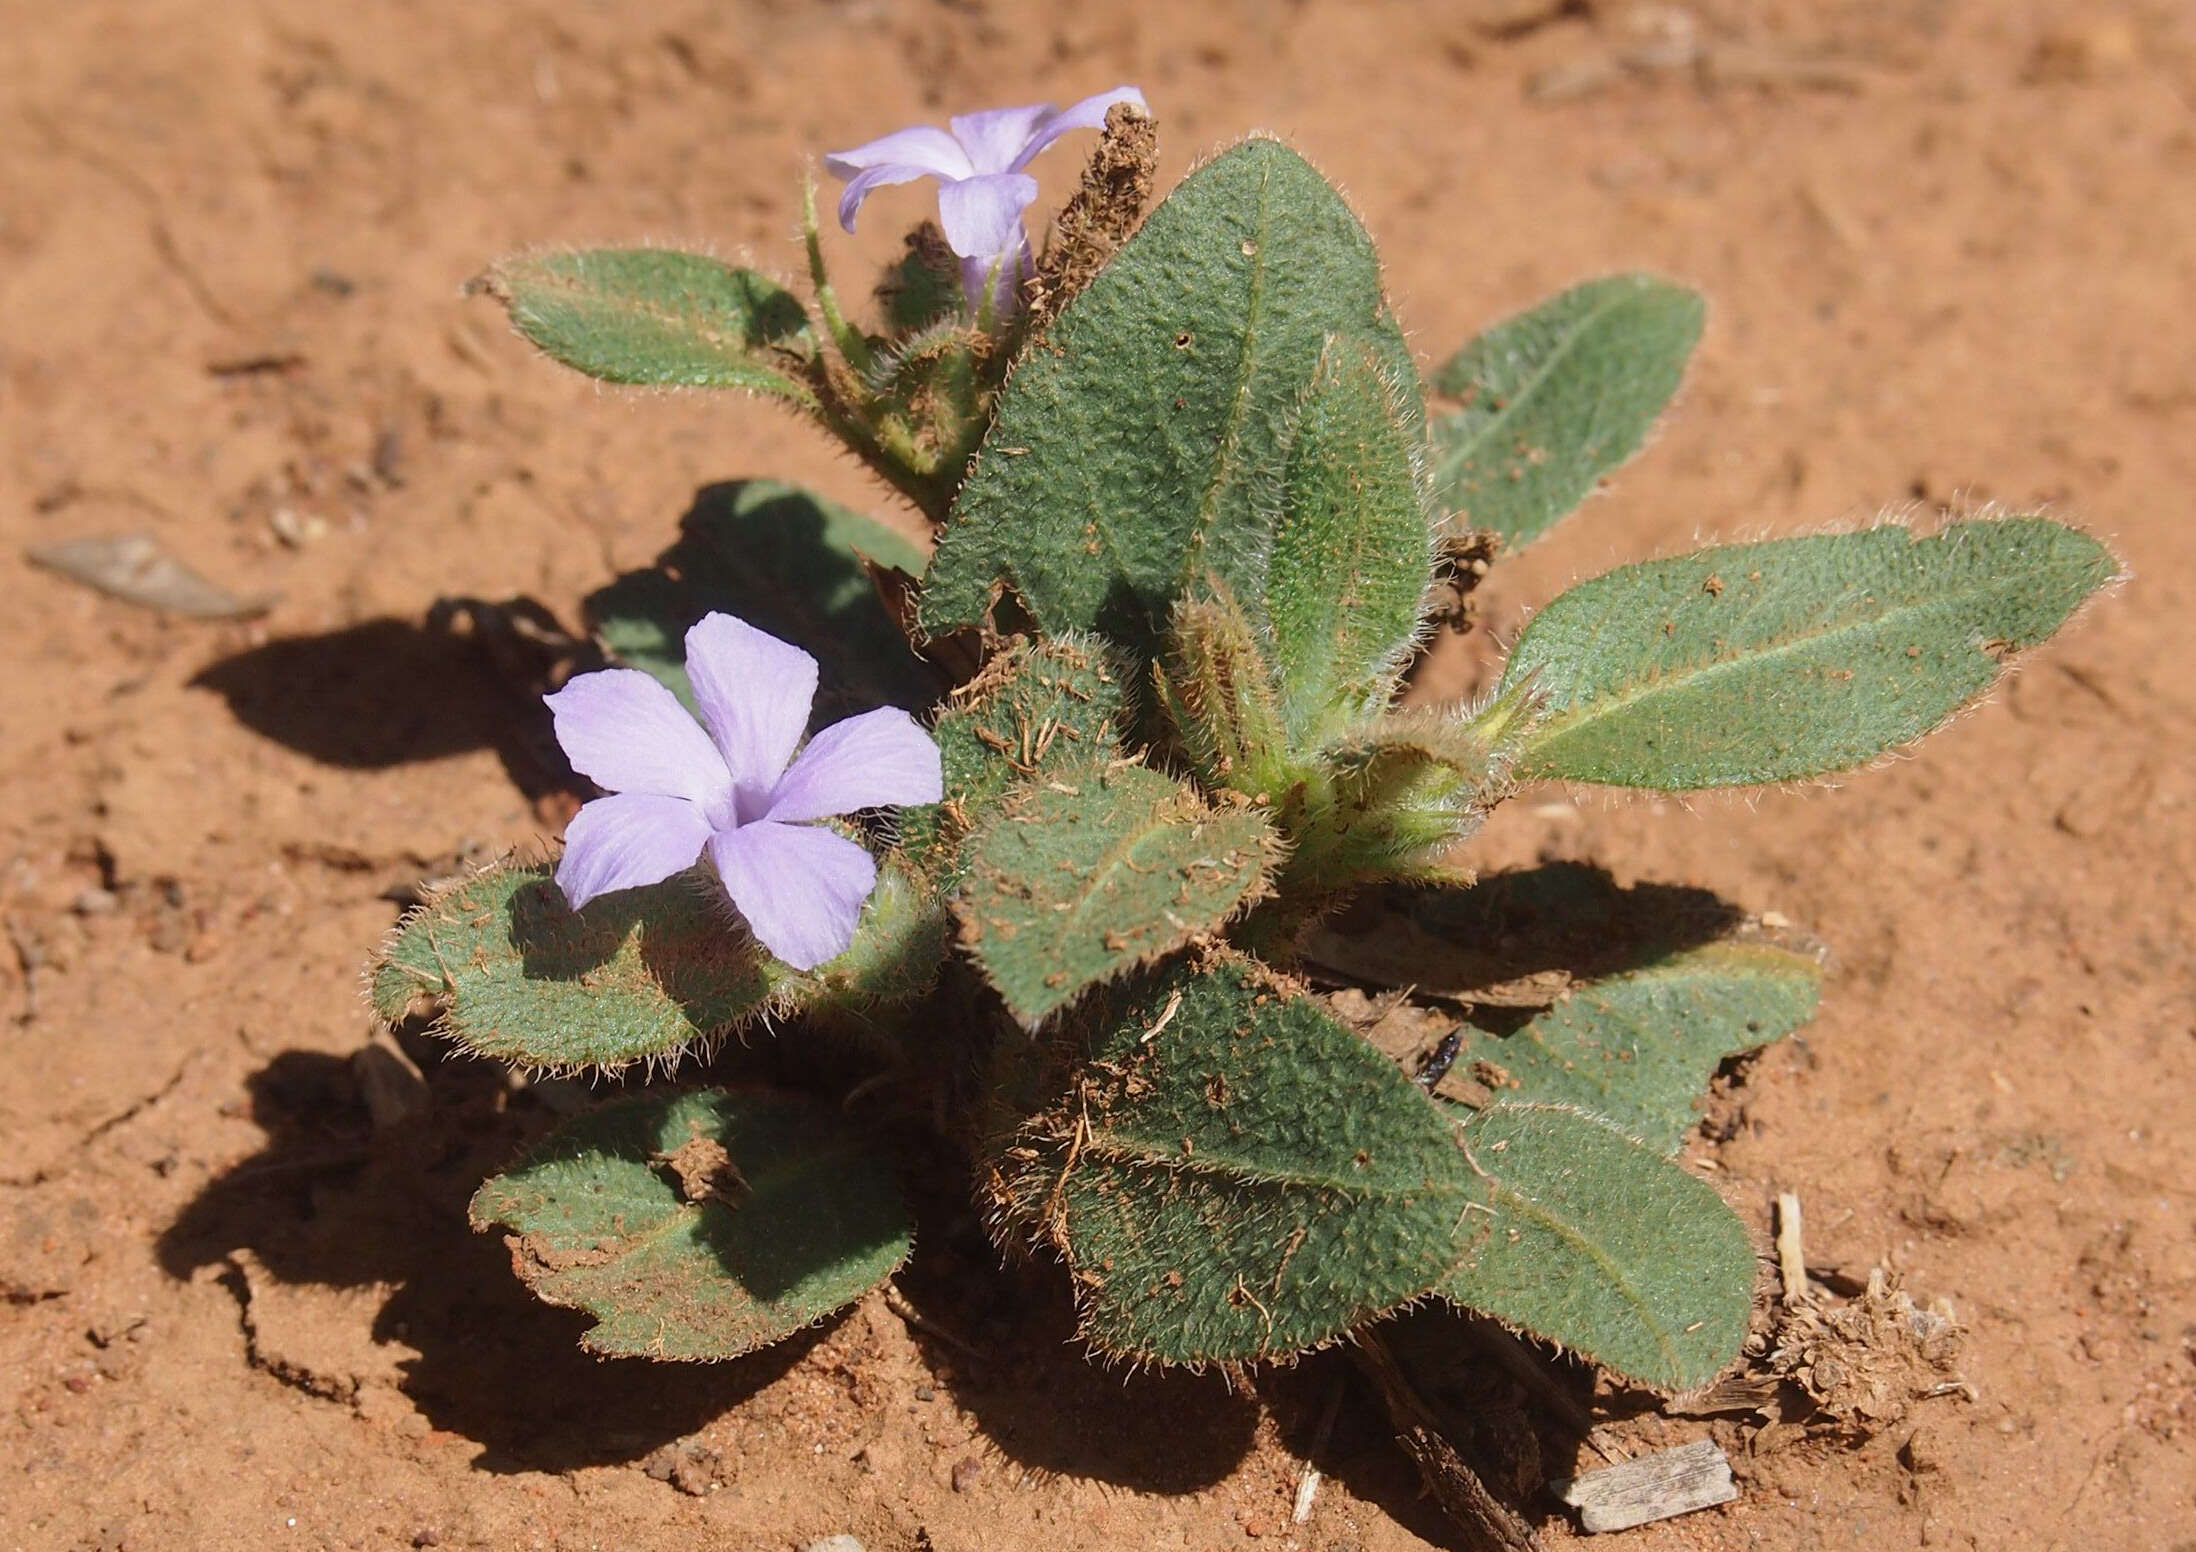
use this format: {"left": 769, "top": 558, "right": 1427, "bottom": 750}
{"left": 377, "top": 90, "right": 2118, "bottom": 1535}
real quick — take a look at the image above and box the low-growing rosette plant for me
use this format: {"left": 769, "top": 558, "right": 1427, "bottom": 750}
{"left": 379, "top": 90, "right": 2117, "bottom": 1513}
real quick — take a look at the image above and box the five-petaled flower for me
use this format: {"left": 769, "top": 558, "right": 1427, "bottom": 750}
{"left": 824, "top": 86, "right": 1146, "bottom": 316}
{"left": 544, "top": 613, "right": 942, "bottom": 971}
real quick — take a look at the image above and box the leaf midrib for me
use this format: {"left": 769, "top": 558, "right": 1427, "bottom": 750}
{"left": 524, "top": 277, "right": 811, "bottom": 396}
{"left": 1509, "top": 958, "right": 1806, "bottom": 1109}
{"left": 1058, "top": 805, "right": 1263, "bottom": 942}
{"left": 1178, "top": 158, "right": 1276, "bottom": 589}
{"left": 1512, "top": 554, "right": 2043, "bottom": 757}
{"left": 1080, "top": 1127, "right": 1471, "bottom": 1203}
{"left": 1474, "top": 1173, "right": 1686, "bottom": 1381}
{"left": 1432, "top": 284, "right": 1646, "bottom": 481}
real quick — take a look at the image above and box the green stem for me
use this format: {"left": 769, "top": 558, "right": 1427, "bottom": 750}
{"left": 814, "top": 400, "right": 954, "bottom": 525}
{"left": 804, "top": 171, "right": 878, "bottom": 382}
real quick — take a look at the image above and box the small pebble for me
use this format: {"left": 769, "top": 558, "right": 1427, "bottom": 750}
{"left": 801, "top": 1539, "right": 864, "bottom": 1552}
{"left": 372, "top": 428, "right": 407, "bottom": 486}
{"left": 268, "top": 507, "right": 329, "bottom": 548}
{"left": 950, "top": 1457, "right": 982, "bottom": 1493}
{"left": 71, "top": 887, "right": 118, "bottom": 916}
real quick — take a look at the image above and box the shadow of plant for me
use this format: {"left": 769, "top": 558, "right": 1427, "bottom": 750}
{"left": 874, "top": 1153, "right": 1265, "bottom": 1495}
{"left": 188, "top": 610, "right": 579, "bottom": 800}
{"left": 189, "top": 480, "right": 937, "bottom": 807}
{"left": 156, "top": 1040, "right": 1270, "bottom": 1491}
{"left": 156, "top": 1046, "right": 817, "bottom": 1473}
{"left": 1306, "top": 860, "right": 1750, "bottom": 1000}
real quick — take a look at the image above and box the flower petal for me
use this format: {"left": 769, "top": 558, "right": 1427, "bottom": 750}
{"left": 822, "top": 124, "right": 973, "bottom": 179}
{"left": 948, "top": 103, "right": 1055, "bottom": 174}
{"left": 936, "top": 171, "right": 1038, "bottom": 260}
{"left": 767, "top": 707, "right": 945, "bottom": 824}
{"left": 710, "top": 821, "right": 877, "bottom": 971}
{"left": 545, "top": 668, "right": 730, "bottom": 806}
{"left": 830, "top": 160, "right": 949, "bottom": 234}
{"left": 555, "top": 792, "right": 713, "bottom": 911}
{"left": 682, "top": 613, "right": 818, "bottom": 806}
{"left": 1009, "top": 85, "right": 1147, "bottom": 172}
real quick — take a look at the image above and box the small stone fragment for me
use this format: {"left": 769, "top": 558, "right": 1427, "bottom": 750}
{"left": 352, "top": 1033, "right": 430, "bottom": 1130}
{"left": 371, "top": 428, "right": 407, "bottom": 486}
{"left": 28, "top": 532, "right": 273, "bottom": 619}
{"left": 801, "top": 1538, "right": 865, "bottom": 1552}
{"left": 1551, "top": 1438, "right": 1737, "bottom": 1533}
{"left": 268, "top": 507, "right": 329, "bottom": 548}
{"left": 950, "top": 1455, "right": 982, "bottom": 1492}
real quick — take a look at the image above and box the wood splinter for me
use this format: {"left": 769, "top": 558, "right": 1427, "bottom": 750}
{"left": 1551, "top": 1437, "right": 1737, "bottom": 1534}
{"left": 1776, "top": 1190, "right": 1808, "bottom": 1305}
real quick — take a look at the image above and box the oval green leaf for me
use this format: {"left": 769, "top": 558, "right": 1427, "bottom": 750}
{"left": 900, "top": 634, "right": 1127, "bottom": 881}
{"left": 479, "top": 248, "right": 816, "bottom": 400}
{"left": 1267, "top": 334, "right": 1435, "bottom": 742}
{"left": 1453, "top": 942, "right": 1821, "bottom": 1153}
{"left": 995, "top": 956, "right": 1478, "bottom": 1365}
{"left": 471, "top": 1087, "right": 913, "bottom": 1359}
{"left": 1500, "top": 517, "right": 2118, "bottom": 788}
{"left": 371, "top": 858, "right": 943, "bottom": 1071}
{"left": 1428, "top": 274, "right": 1702, "bottom": 551}
{"left": 1440, "top": 1102, "right": 1754, "bottom": 1391}
{"left": 957, "top": 764, "right": 1277, "bottom": 1024}
{"left": 921, "top": 138, "right": 1408, "bottom": 658}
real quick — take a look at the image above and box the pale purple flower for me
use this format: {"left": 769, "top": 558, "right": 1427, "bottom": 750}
{"left": 823, "top": 85, "right": 1147, "bottom": 315}
{"left": 544, "top": 613, "right": 942, "bottom": 971}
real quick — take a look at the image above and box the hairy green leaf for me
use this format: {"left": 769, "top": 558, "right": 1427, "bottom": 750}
{"left": 586, "top": 480, "right": 933, "bottom": 724}
{"left": 1440, "top": 1103, "right": 1753, "bottom": 1390}
{"left": 471, "top": 1087, "right": 912, "bottom": 1359}
{"left": 481, "top": 249, "right": 816, "bottom": 398}
{"left": 958, "top": 765, "right": 1277, "bottom": 1024}
{"left": 901, "top": 635, "right": 1126, "bottom": 879}
{"left": 370, "top": 858, "right": 943, "bottom": 1070}
{"left": 1428, "top": 275, "right": 1702, "bottom": 551}
{"left": 994, "top": 957, "right": 1478, "bottom": 1364}
{"left": 921, "top": 139, "right": 1403, "bottom": 656}
{"left": 814, "top": 861, "right": 954, "bottom": 1012}
{"left": 1453, "top": 943, "right": 1821, "bottom": 1153}
{"left": 1501, "top": 517, "right": 2118, "bottom": 788}
{"left": 371, "top": 863, "right": 782, "bottom": 1069}
{"left": 1267, "top": 334, "right": 1433, "bottom": 742}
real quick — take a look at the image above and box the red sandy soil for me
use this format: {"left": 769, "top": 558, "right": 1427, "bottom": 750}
{"left": 3, "top": 2, "right": 2192, "bottom": 1548}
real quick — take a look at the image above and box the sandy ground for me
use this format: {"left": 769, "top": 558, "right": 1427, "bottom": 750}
{"left": 3, "top": 1, "right": 2193, "bottom": 1548}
